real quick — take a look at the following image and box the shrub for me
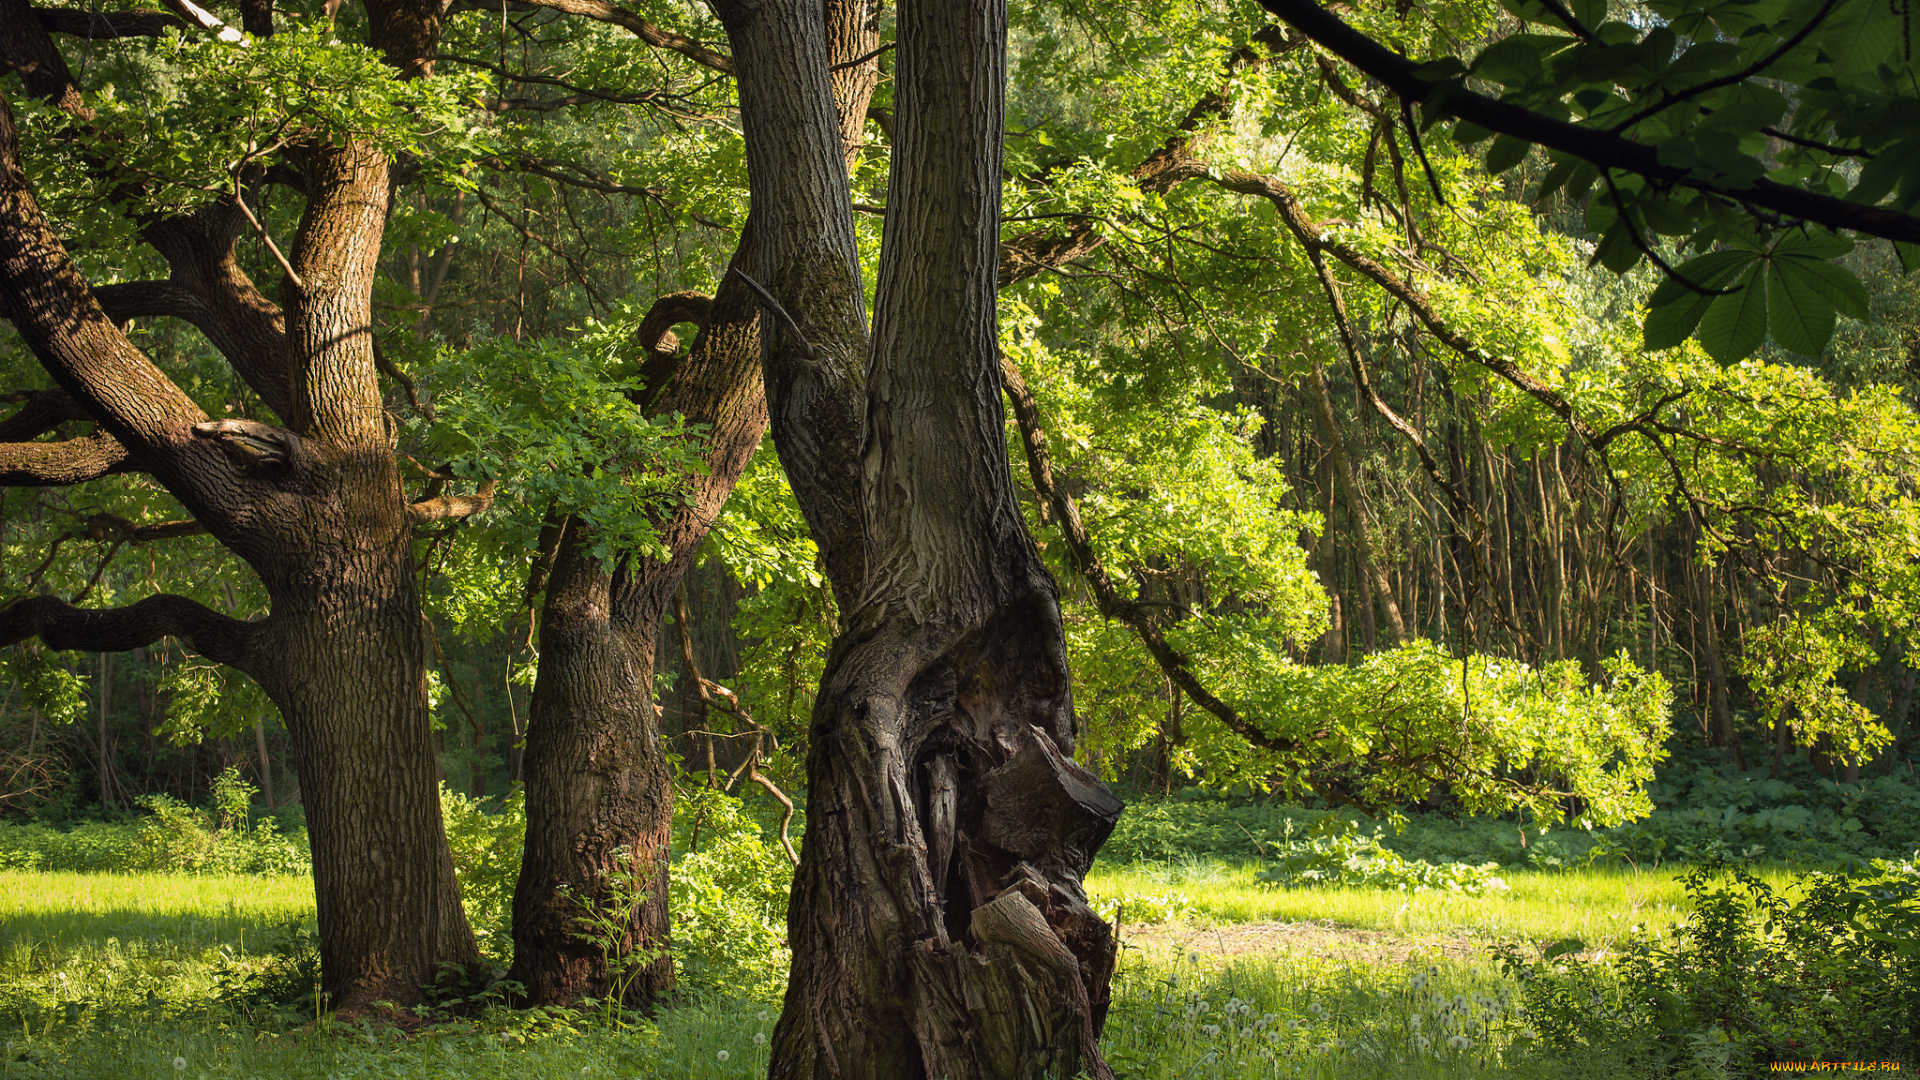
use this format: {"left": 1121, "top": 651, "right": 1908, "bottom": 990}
{"left": 1257, "top": 818, "right": 1509, "bottom": 896}
{"left": 670, "top": 786, "right": 794, "bottom": 1002}
{"left": 0, "top": 769, "right": 308, "bottom": 874}
{"left": 441, "top": 785, "right": 525, "bottom": 960}
{"left": 1496, "top": 861, "right": 1920, "bottom": 1070}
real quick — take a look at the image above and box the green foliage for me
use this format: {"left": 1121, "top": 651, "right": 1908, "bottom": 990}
{"left": 1185, "top": 643, "right": 1672, "bottom": 826}
{"left": 17, "top": 20, "right": 493, "bottom": 224}
{"left": 1425, "top": 0, "right": 1919, "bottom": 360}
{"left": 1497, "top": 862, "right": 1920, "bottom": 1067}
{"left": 418, "top": 310, "right": 709, "bottom": 563}
{"left": 0, "top": 769, "right": 306, "bottom": 874}
{"left": 440, "top": 785, "right": 525, "bottom": 960}
{"left": 1741, "top": 612, "right": 1890, "bottom": 759}
{"left": 1257, "top": 818, "right": 1510, "bottom": 896}
{"left": 669, "top": 787, "right": 793, "bottom": 1003}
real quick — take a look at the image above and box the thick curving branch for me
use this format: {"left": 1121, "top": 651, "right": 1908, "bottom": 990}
{"left": 31, "top": 8, "right": 187, "bottom": 37}
{"left": 1, "top": 593, "right": 266, "bottom": 675}
{"left": 0, "top": 430, "right": 132, "bottom": 485}
{"left": 0, "top": 388, "right": 89, "bottom": 441}
{"left": 1251, "top": 0, "right": 1920, "bottom": 246}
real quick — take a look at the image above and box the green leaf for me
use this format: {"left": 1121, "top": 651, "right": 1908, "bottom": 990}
{"left": 1775, "top": 257, "right": 1869, "bottom": 318}
{"left": 1591, "top": 219, "right": 1643, "bottom": 273}
{"left": 1644, "top": 289, "right": 1714, "bottom": 349}
{"left": 1766, "top": 259, "right": 1838, "bottom": 356}
{"left": 1485, "top": 133, "right": 1532, "bottom": 175}
{"left": 1697, "top": 265, "right": 1768, "bottom": 362}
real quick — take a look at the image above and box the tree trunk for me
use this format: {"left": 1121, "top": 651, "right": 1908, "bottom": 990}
{"left": 713, "top": 0, "right": 1123, "bottom": 1075}
{"left": 510, "top": 521, "right": 675, "bottom": 1007}
{"left": 508, "top": 0, "right": 881, "bottom": 1009}
{"left": 1308, "top": 362, "right": 1406, "bottom": 648}
{"left": 0, "top": 0, "right": 484, "bottom": 1008}
{"left": 266, "top": 553, "right": 481, "bottom": 1007}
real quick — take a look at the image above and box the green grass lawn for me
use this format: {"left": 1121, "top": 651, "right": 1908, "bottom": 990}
{"left": 0, "top": 867, "right": 1698, "bottom": 1078}
{"left": 1086, "top": 861, "right": 1804, "bottom": 947}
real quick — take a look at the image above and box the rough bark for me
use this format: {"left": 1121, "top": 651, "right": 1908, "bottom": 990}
{"left": 507, "top": 0, "right": 882, "bottom": 1009}
{"left": 510, "top": 255, "right": 766, "bottom": 1007}
{"left": 0, "top": 0, "right": 484, "bottom": 1008}
{"left": 716, "top": 0, "right": 1123, "bottom": 1075}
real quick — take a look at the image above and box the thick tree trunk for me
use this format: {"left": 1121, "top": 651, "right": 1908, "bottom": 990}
{"left": 510, "top": 522, "right": 674, "bottom": 1007}
{"left": 508, "top": 0, "right": 880, "bottom": 1008}
{"left": 266, "top": 556, "right": 480, "bottom": 1007}
{"left": 714, "top": 0, "right": 1122, "bottom": 1075}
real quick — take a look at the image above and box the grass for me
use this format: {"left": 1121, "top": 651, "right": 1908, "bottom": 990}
{"left": 1087, "top": 860, "right": 1808, "bottom": 947}
{"left": 0, "top": 865, "right": 1724, "bottom": 1078}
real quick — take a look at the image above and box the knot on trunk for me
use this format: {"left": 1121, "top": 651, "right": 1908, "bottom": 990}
{"left": 192, "top": 419, "right": 304, "bottom": 476}
{"left": 978, "top": 728, "right": 1123, "bottom": 875}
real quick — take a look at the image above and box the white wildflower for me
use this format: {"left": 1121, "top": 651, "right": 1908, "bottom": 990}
{"left": 173, "top": 1058, "right": 186, "bottom": 1072}
{"left": 716, "top": 1050, "right": 730, "bottom": 1063}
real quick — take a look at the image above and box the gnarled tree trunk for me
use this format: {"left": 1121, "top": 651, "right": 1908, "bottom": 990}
{"left": 712, "top": 0, "right": 1122, "bottom": 1074}
{"left": 0, "top": 0, "right": 482, "bottom": 1009}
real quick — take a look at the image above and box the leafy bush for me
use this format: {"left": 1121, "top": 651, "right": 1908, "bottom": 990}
{"left": 1090, "top": 889, "right": 1195, "bottom": 925}
{"left": 0, "top": 769, "right": 307, "bottom": 874}
{"left": 1257, "top": 819, "right": 1509, "bottom": 896}
{"left": 1100, "top": 794, "right": 1331, "bottom": 864}
{"left": 441, "top": 785, "right": 525, "bottom": 960}
{"left": 1496, "top": 862, "right": 1920, "bottom": 1069}
{"left": 671, "top": 786, "right": 794, "bottom": 1002}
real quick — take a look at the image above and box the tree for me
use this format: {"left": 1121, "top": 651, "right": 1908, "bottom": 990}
{"left": 504, "top": 3, "right": 883, "bottom": 1008}
{"left": 0, "top": 0, "right": 483, "bottom": 1007}
{"left": 1252, "top": 0, "right": 1920, "bottom": 361}
{"left": 708, "top": 0, "right": 1124, "bottom": 1074}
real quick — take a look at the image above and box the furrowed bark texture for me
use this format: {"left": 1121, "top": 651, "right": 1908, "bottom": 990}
{"left": 0, "top": 0, "right": 482, "bottom": 1008}
{"left": 510, "top": 247, "right": 767, "bottom": 1007}
{"left": 509, "top": 0, "right": 884, "bottom": 1005}
{"left": 720, "top": 0, "right": 1123, "bottom": 1075}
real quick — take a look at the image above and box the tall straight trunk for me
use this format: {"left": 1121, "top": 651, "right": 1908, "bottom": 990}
{"left": 254, "top": 719, "right": 275, "bottom": 808}
{"left": 509, "top": 0, "right": 881, "bottom": 1009}
{"left": 1687, "top": 531, "right": 1742, "bottom": 770}
{"left": 1308, "top": 363, "right": 1406, "bottom": 648}
{"left": 713, "top": 0, "right": 1121, "bottom": 1074}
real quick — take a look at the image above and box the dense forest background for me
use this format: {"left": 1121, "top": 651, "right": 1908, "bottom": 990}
{"left": 4, "top": 0, "right": 1918, "bottom": 826}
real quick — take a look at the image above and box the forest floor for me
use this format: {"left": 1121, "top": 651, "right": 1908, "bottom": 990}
{"left": 0, "top": 867, "right": 1689, "bottom": 1079}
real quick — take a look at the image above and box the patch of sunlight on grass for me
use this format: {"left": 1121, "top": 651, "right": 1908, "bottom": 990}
{"left": 1087, "top": 862, "right": 1806, "bottom": 946}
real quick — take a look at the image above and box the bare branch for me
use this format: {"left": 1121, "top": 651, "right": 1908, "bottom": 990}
{"left": 32, "top": 8, "right": 186, "bottom": 37}
{"left": 0, "top": 592, "right": 265, "bottom": 675}
{"left": 0, "top": 431, "right": 133, "bottom": 486}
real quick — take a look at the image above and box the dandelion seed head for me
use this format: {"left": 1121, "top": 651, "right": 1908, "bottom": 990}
{"left": 173, "top": 1058, "right": 186, "bottom": 1072}
{"left": 716, "top": 1050, "right": 730, "bottom": 1062}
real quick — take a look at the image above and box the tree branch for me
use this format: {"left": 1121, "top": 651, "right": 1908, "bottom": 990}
{"left": 1251, "top": 0, "right": 1920, "bottom": 245}
{"left": 0, "top": 430, "right": 132, "bottom": 485}
{"left": 0, "top": 592, "right": 265, "bottom": 675}
{"left": 0, "top": 388, "right": 89, "bottom": 441}
{"left": 31, "top": 8, "right": 186, "bottom": 37}
{"left": 449, "top": 0, "right": 734, "bottom": 74}
{"left": 407, "top": 477, "right": 497, "bottom": 522}
{"left": 998, "top": 353, "right": 1300, "bottom": 757}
